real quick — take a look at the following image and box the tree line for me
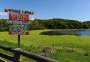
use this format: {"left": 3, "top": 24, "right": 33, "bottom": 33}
{"left": 0, "top": 18, "right": 90, "bottom": 31}
{"left": 30, "top": 18, "right": 90, "bottom": 30}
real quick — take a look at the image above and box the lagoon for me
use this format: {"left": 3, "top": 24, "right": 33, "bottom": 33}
{"left": 41, "top": 30, "right": 90, "bottom": 36}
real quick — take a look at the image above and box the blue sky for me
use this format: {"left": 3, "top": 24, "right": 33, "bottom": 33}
{"left": 0, "top": 0, "right": 90, "bottom": 21}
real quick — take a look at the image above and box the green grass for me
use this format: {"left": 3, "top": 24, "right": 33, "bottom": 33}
{"left": 0, "top": 29, "right": 90, "bottom": 62}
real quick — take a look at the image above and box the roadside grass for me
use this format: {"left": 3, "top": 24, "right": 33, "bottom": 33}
{"left": 0, "top": 29, "right": 90, "bottom": 62}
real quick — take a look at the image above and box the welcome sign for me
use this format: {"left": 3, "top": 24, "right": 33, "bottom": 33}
{"left": 9, "top": 13, "right": 29, "bottom": 22}
{"left": 5, "top": 9, "right": 33, "bottom": 35}
{"left": 9, "top": 21, "right": 29, "bottom": 35}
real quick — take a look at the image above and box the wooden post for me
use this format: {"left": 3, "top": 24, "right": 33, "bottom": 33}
{"left": 14, "top": 35, "right": 21, "bottom": 62}
{"left": 18, "top": 35, "right": 20, "bottom": 48}
{"left": 14, "top": 52, "right": 20, "bottom": 62}
{"left": 14, "top": 48, "right": 21, "bottom": 62}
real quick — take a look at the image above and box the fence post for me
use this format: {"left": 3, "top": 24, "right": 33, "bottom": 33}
{"left": 14, "top": 48, "right": 20, "bottom": 62}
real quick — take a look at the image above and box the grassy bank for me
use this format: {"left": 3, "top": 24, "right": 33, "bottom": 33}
{"left": 0, "top": 29, "right": 90, "bottom": 62}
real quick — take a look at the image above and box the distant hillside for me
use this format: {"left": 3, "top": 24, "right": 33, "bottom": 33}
{"left": 0, "top": 18, "right": 90, "bottom": 31}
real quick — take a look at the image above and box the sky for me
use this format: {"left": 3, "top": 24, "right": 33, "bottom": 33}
{"left": 0, "top": 0, "right": 90, "bottom": 21}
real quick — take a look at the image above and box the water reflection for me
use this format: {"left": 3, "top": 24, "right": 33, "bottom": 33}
{"left": 40, "top": 30, "right": 90, "bottom": 36}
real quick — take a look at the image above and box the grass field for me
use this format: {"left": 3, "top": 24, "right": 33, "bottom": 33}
{"left": 0, "top": 29, "right": 90, "bottom": 62}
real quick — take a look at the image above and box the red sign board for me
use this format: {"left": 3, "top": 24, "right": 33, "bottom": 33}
{"left": 5, "top": 9, "right": 31, "bottom": 35}
{"left": 9, "top": 12, "right": 29, "bottom": 22}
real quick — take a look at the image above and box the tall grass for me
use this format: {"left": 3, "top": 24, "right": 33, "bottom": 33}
{"left": 0, "top": 30, "right": 90, "bottom": 62}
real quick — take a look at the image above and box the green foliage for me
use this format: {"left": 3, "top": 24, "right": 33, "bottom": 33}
{"left": 0, "top": 18, "right": 90, "bottom": 31}
{"left": 0, "top": 19, "right": 8, "bottom": 31}
{"left": 30, "top": 19, "right": 45, "bottom": 30}
{"left": 0, "top": 30, "right": 90, "bottom": 62}
{"left": 83, "top": 21, "right": 90, "bottom": 28}
{"left": 30, "top": 18, "right": 90, "bottom": 29}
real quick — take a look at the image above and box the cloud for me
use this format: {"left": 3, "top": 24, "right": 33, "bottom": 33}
{"left": 0, "top": 12, "right": 8, "bottom": 19}
{"left": 0, "top": 12, "right": 8, "bottom": 16}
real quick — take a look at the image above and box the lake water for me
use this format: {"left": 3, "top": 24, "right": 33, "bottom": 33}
{"left": 71, "top": 30, "right": 90, "bottom": 36}
{"left": 41, "top": 30, "right": 90, "bottom": 36}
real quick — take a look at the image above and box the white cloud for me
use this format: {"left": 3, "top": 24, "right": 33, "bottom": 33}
{"left": 30, "top": 18, "right": 35, "bottom": 20}
{"left": 0, "top": 12, "right": 8, "bottom": 16}
{"left": 0, "top": 12, "right": 8, "bottom": 19}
